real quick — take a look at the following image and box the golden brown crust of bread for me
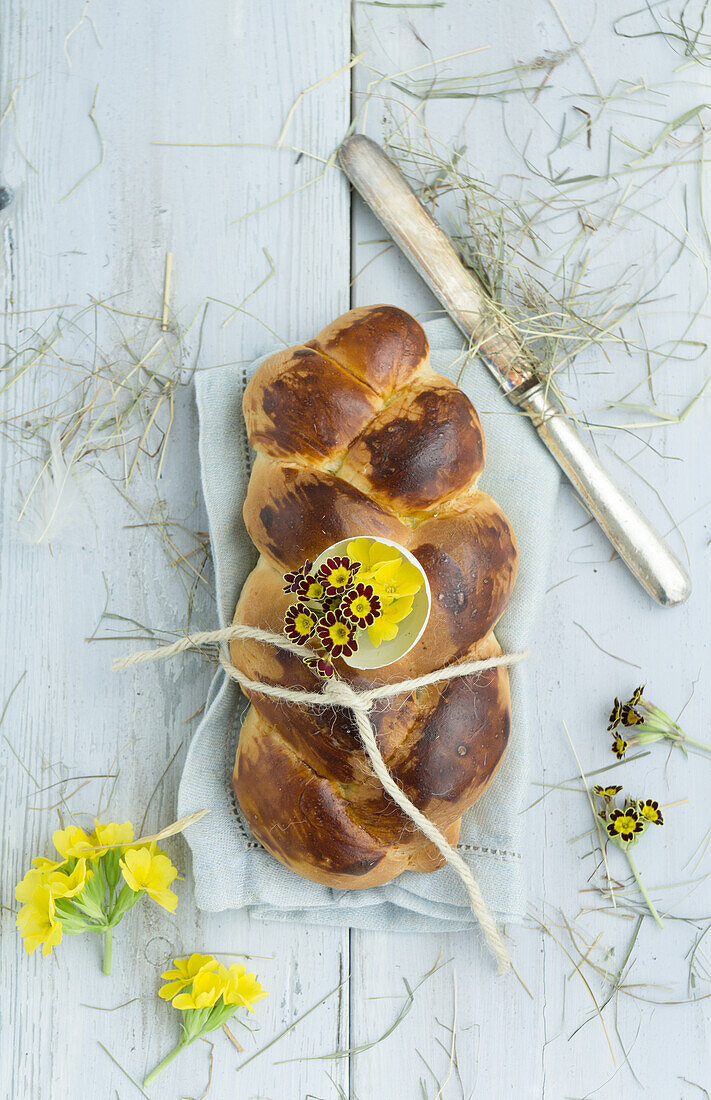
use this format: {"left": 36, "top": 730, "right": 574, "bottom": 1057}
{"left": 230, "top": 305, "right": 518, "bottom": 888}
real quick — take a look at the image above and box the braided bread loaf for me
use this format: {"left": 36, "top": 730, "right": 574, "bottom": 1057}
{"left": 230, "top": 305, "right": 518, "bottom": 889}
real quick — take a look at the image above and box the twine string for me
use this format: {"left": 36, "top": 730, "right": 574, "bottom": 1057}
{"left": 113, "top": 623, "right": 528, "bottom": 973}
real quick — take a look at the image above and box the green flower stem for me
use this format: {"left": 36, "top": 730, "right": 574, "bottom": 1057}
{"left": 626, "top": 849, "right": 664, "bottom": 929}
{"left": 679, "top": 735, "right": 711, "bottom": 753}
{"left": 143, "top": 1040, "right": 190, "bottom": 1086}
{"left": 636, "top": 708, "right": 711, "bottom": 753}
{"left": 108, "top": 883, "right": 141, "bottom": 923}
{"left": 102, "top": 927, "right": 113, "bottom": 975}
{"left": 202, "top": 1002, "right": 238, "bottom": 1034}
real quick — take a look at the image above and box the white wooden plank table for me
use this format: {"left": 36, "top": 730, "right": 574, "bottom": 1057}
{"left": 1, "top": 2, "right": 709, "bottom": 1098}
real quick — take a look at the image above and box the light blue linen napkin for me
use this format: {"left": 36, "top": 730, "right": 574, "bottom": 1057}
{"left": 177, "top": 317, "right": 560, "bottom": 930}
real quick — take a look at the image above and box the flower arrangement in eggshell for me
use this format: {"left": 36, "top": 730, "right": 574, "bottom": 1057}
{"left": 281, "top": 536, "right": 431, "bottom": 671}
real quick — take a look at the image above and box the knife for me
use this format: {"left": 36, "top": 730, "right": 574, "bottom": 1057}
{"left": 339, "top": 134, "right": 691, "bottom": 607}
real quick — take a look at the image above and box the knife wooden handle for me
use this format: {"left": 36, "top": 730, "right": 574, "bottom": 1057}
{"left": 340, "top": 133, "right": 534, "bottom": 393}
{"left": 339, "top": 133, "right": 691, "bottom": 606}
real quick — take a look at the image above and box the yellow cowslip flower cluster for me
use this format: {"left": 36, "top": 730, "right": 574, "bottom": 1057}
{"left": 347, "top": 538, "right": 423, "bottom": 647}
{"left": 144, "top": 954, "right": 268, "bottom": 1085}
{"left": 15, "top": 859, "right": 89, "bottom": 957}
{"left": 15, "top": 818, "right": 179, "bottom": 973}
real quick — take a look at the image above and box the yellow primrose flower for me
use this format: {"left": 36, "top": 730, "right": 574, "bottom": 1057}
{"left": 32, "top": 856, "right": 66, "bottom": 872}
{"left": 15, "top": 858, "right": 89, "bottom": 904}
{"left": 607, "top": 696, "right": 623, "bottom": 732}
{"left": 16, "top": 885, "right": 63, "bottom": 956}
{"left": 219, "top": 963, "right": 269, "bottom": 1011}
{"left": 347, "top": 538, "right": 398, "bottom": 574}
{"left": 45, "top": 859, "right": 90, "bottom": 899}
{"left": 597, "top": 785, "right": 667, "bottom": 930}
{"left": 145, "top": 954, "right": 267, "bottom": 1086}
{"left": 14, "top": 813, "right": 186, "bottom": 975}
{"left": 15, "top": 867, "right": 47, "bottom": 904}
{"left": 92, "top": 820, "right": 134, "bottom": 855}
{"left": 367, "top": 595, "right": 414, "bottom": 647}
{"left": 349, "top": 539, "right": 423, "bottom": 600}
{"left": 159, "top": 954, "right": 218, "bottom": 1001}
{"left": 370, "top": 557, "right": 423, "bottom": 601}
{"left": 171, "top": 968, "right": 227, "bottom": 1011}
{"left": 347, "top": 539, "right": 422, "bottom": 646}
{"left": 119, "top": 846, "right": 178, "bottom": 911}
{"left": 53, "top": 824, "right": 95, "bottom": 860}
{"left": 15, "top": 862, "right": 94, "bottom": 959}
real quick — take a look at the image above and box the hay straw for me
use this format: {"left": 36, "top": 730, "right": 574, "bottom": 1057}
{"left": 360, "top": 55, "right": 710, "bottom": 439}
{"left": 98, "top": 1042, "right": 150, "bottom": 1099}
{"left": 573, "top": 622, "right": 643, "bottom": 668}
{"left": 138, "top": 742, "right": 183, "bottom": 835}
{"left": 160, "top": 252, "right": 173, "bottom": 332}
{"left": 277, "top": 53, "right": 365, "bottom": 147}
{"left": 530, "top": 906, "right": 617, "bottom": 1066}
{"left": 0, "top": 286, "right": 218, "bottom": 620}
{"left": 185, "top": 1038, "right": 215, "bottom": 1100}
{"left": 274, "top": 960, "right": 446, "bottom": 1065}
{"left": 613, "top": 2, "right": 711, "bottom": 67}
{"left": 546, "top": 0, "right": 603, "bottom": 98}
{"left": 0, "top": 76, "right": 38, "bottom": 173}
{"left": 235, "top": 977, "right": 350, "bottom": 1074}
{"left": 222, "top": 1025, "right": 244, "bottom": 1053}
{"left": 61, "top": 84, "right": 104, "bottom": 202}
{"left": 130, "top": 809, "right": 209, "bottom": 847}
{"left": 64, "top": 0, "right": 102, "bottom": 68}
{"left": 76, "top": 809, "right": 209, "bottom": 856}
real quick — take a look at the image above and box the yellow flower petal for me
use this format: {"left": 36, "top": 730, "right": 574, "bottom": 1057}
{"left": 158, "top": 979, "right": 186, "bottom": 1001}
{"left": 384, "top": 595, "right": 414, "bottom": 624}
{"left": 119, "top": 845, "right": 178, "bottom": 911}
{"left": 15, "top": 868, "right": 45, "bottom": 904}
{"left": 367, "top": 616, "right": 399, "bottom": 647}
{"left": 347, "top": 538, "right": 398, "bottom": 572}
{"left": 46, "top": 859, "right": 89, "bottom": 899}
{"left": 119, "top": 845, "right": 150, "bottom": 890}
{"left": 389, "top": 557, "right": 423, "bottom": 595}
{"left": 32, "top": 856, "right": 66, "bottom": 872}
{"left": 15, "top": 859, "right": 88, "bottom": 904}
{"left": 151, "top": 888, "right": 178, "bottom": 913}
{"left": 370, "top": 543, "right": 401, "bottom": 566}
{"left": 41, "top": 923, "right": 63, "bottom": 956}
{"left": 367, "top": 559, "right": 401, "bottom": 588}
{"left": 220, "top": 963, "right": 269, "bottom": 1011}
{"left": 368, "top": 556, "right": 422, "bottom": 597}
{"left": 171, "top": 969, "right": 226, "bottom": 1010}
{"left": 93, "top": 820, "right": 134, "bottom": 855}
{"left": 161, "top": 953, "right": 216, "bottom": 983}
{"left": 16, "top": 885, "right": 63, "bottom": 956}
{"left": 159, "top": 954, "right": 218, "bottom": 999}
{"left": 53, "top": 825, "right": 94, "bottom": 860}
{"left": 366, "top": 595, "right": 414, "bottom": 647}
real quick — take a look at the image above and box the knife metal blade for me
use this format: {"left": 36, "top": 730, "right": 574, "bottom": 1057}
{"left": 339, "top": 133, "right": 691, "bottom": 607}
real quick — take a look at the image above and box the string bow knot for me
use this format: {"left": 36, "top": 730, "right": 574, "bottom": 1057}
{"left": 320, "top": 677, "right": 370, "bottom": 712}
